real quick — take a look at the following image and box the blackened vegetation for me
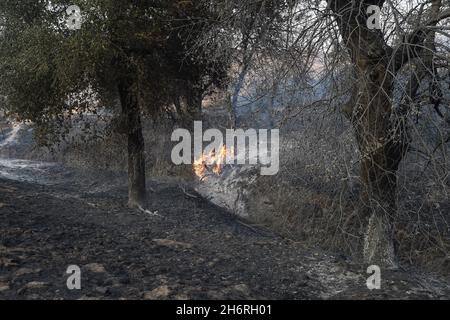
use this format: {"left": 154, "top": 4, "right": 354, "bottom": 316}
{"left": 0, "top": 0, "right": 449, "bottom": 294}
{"left": 0, "top": 167, "right": 449, "bottom": 299}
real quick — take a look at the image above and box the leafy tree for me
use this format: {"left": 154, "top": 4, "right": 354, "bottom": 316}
{"left": 0, "top": 0, "right": 228, "bottom": 208}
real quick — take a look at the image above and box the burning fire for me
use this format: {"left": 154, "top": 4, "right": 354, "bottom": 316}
{"left": 193, "top": 145, "right": 234, "bottom": 180}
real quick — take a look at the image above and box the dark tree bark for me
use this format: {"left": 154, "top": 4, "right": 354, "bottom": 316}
{"left": 328, "top": 0, "right": 443, "bottom": 267}
{"left": 328, "top": 0, "right": 406, "bottom": 267}
{"left": 118, "top": 81, "right": 147, "bottom": 209}
{"left": 172, "top": 82, "right": 203, "bottom": 127}
{"left": 186, "top": 89, "right": 203, "bottom": 123}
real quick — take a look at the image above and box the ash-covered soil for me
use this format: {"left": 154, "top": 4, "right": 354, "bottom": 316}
{"left": 0, "top": 160, "right": 449, "bottom": 300}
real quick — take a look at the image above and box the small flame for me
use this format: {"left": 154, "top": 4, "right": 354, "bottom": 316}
{"left": 193, "top": 155, "right": 207, "bottom": 180}
{"left": 193, "top": 145, "right": 234, "bottom": 180}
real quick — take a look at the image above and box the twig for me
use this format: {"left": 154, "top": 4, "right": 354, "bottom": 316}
{"left": 179, "top": 184, "right": 199, "bottom": 199}
{"left": 137, "top": 205, "right": 162, "bottom": 217}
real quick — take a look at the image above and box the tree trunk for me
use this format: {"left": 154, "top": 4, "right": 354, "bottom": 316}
{"left": 353, "top": 62, "right": 400, "bottom": 268}
{"left": 328, "top": 0, "right": 408, "bottom": 267}
{"left": 231, "top": 63, "right": 249, "bottom": 128}
{"left": 175, "top": 83, "right": 203, "bottom": 128}
{"left": 118, "top": 82, "right": 147, "bottom": 209}
{"left": 186, "top": 89, "right": 203, "bottom": 123}
{"left": 358, "top": 0, "right": 442, "bottom": 267}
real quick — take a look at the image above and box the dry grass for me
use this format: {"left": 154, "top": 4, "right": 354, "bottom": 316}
{"left": 244, "top": 109, "right": 450, "bottom": 274}
{"left": 33, "top": 103, "right": 450, "bottom": 274}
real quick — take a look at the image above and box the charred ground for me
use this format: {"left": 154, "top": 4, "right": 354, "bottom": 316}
{"left": 0, "top": 163, "right": 449, "bottom": 300}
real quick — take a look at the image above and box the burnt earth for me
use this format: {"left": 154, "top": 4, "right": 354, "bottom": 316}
{"left": 0, "top": 164, "right": 449, "bottom": 300}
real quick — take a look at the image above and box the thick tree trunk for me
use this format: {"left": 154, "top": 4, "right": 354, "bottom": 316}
{"left": 359, "top": 140, "right": 399, "bottom": 267}
{"left": 174, "top": 83, "right": 203, "bottom": 128}
{"left": 328, "top": 0, "right": 408, "bottom": 267}
{"left": 186, "top": 90, "right": 203, "bottom": 123}
{"left": 353, "top": 64, "right": 400, "bottom": 267}
{"left": 231, "top": 64, "right": 249, "bottom": 128}
{"left": 358, "top": 0, "right": 442, "bottom": 266}
{"left": 118, "top": 82, "right": 147, "bottom": 209}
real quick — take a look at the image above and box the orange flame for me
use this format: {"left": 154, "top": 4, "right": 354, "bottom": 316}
{"left": 193, "top": 145, "right": 234, "bottom": 180}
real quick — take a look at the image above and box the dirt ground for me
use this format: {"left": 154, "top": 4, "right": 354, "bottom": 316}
{"left": 0, "top": 161, "right": 449, "bottom": 300}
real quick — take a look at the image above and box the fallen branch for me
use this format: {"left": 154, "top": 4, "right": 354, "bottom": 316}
{"left": 179, "top": 185, "right": 199, "bottom": 199}
{"left": 137, "top": 206, "right": 162, "bottom": 217}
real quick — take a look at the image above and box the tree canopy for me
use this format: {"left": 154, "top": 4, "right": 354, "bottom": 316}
{"left": 0, "top": 0, "right": 229, "bottom": 137}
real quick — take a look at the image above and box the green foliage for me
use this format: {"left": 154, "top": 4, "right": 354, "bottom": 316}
{"left": 0, "top": 0, "right": 229, "bottom": 143}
